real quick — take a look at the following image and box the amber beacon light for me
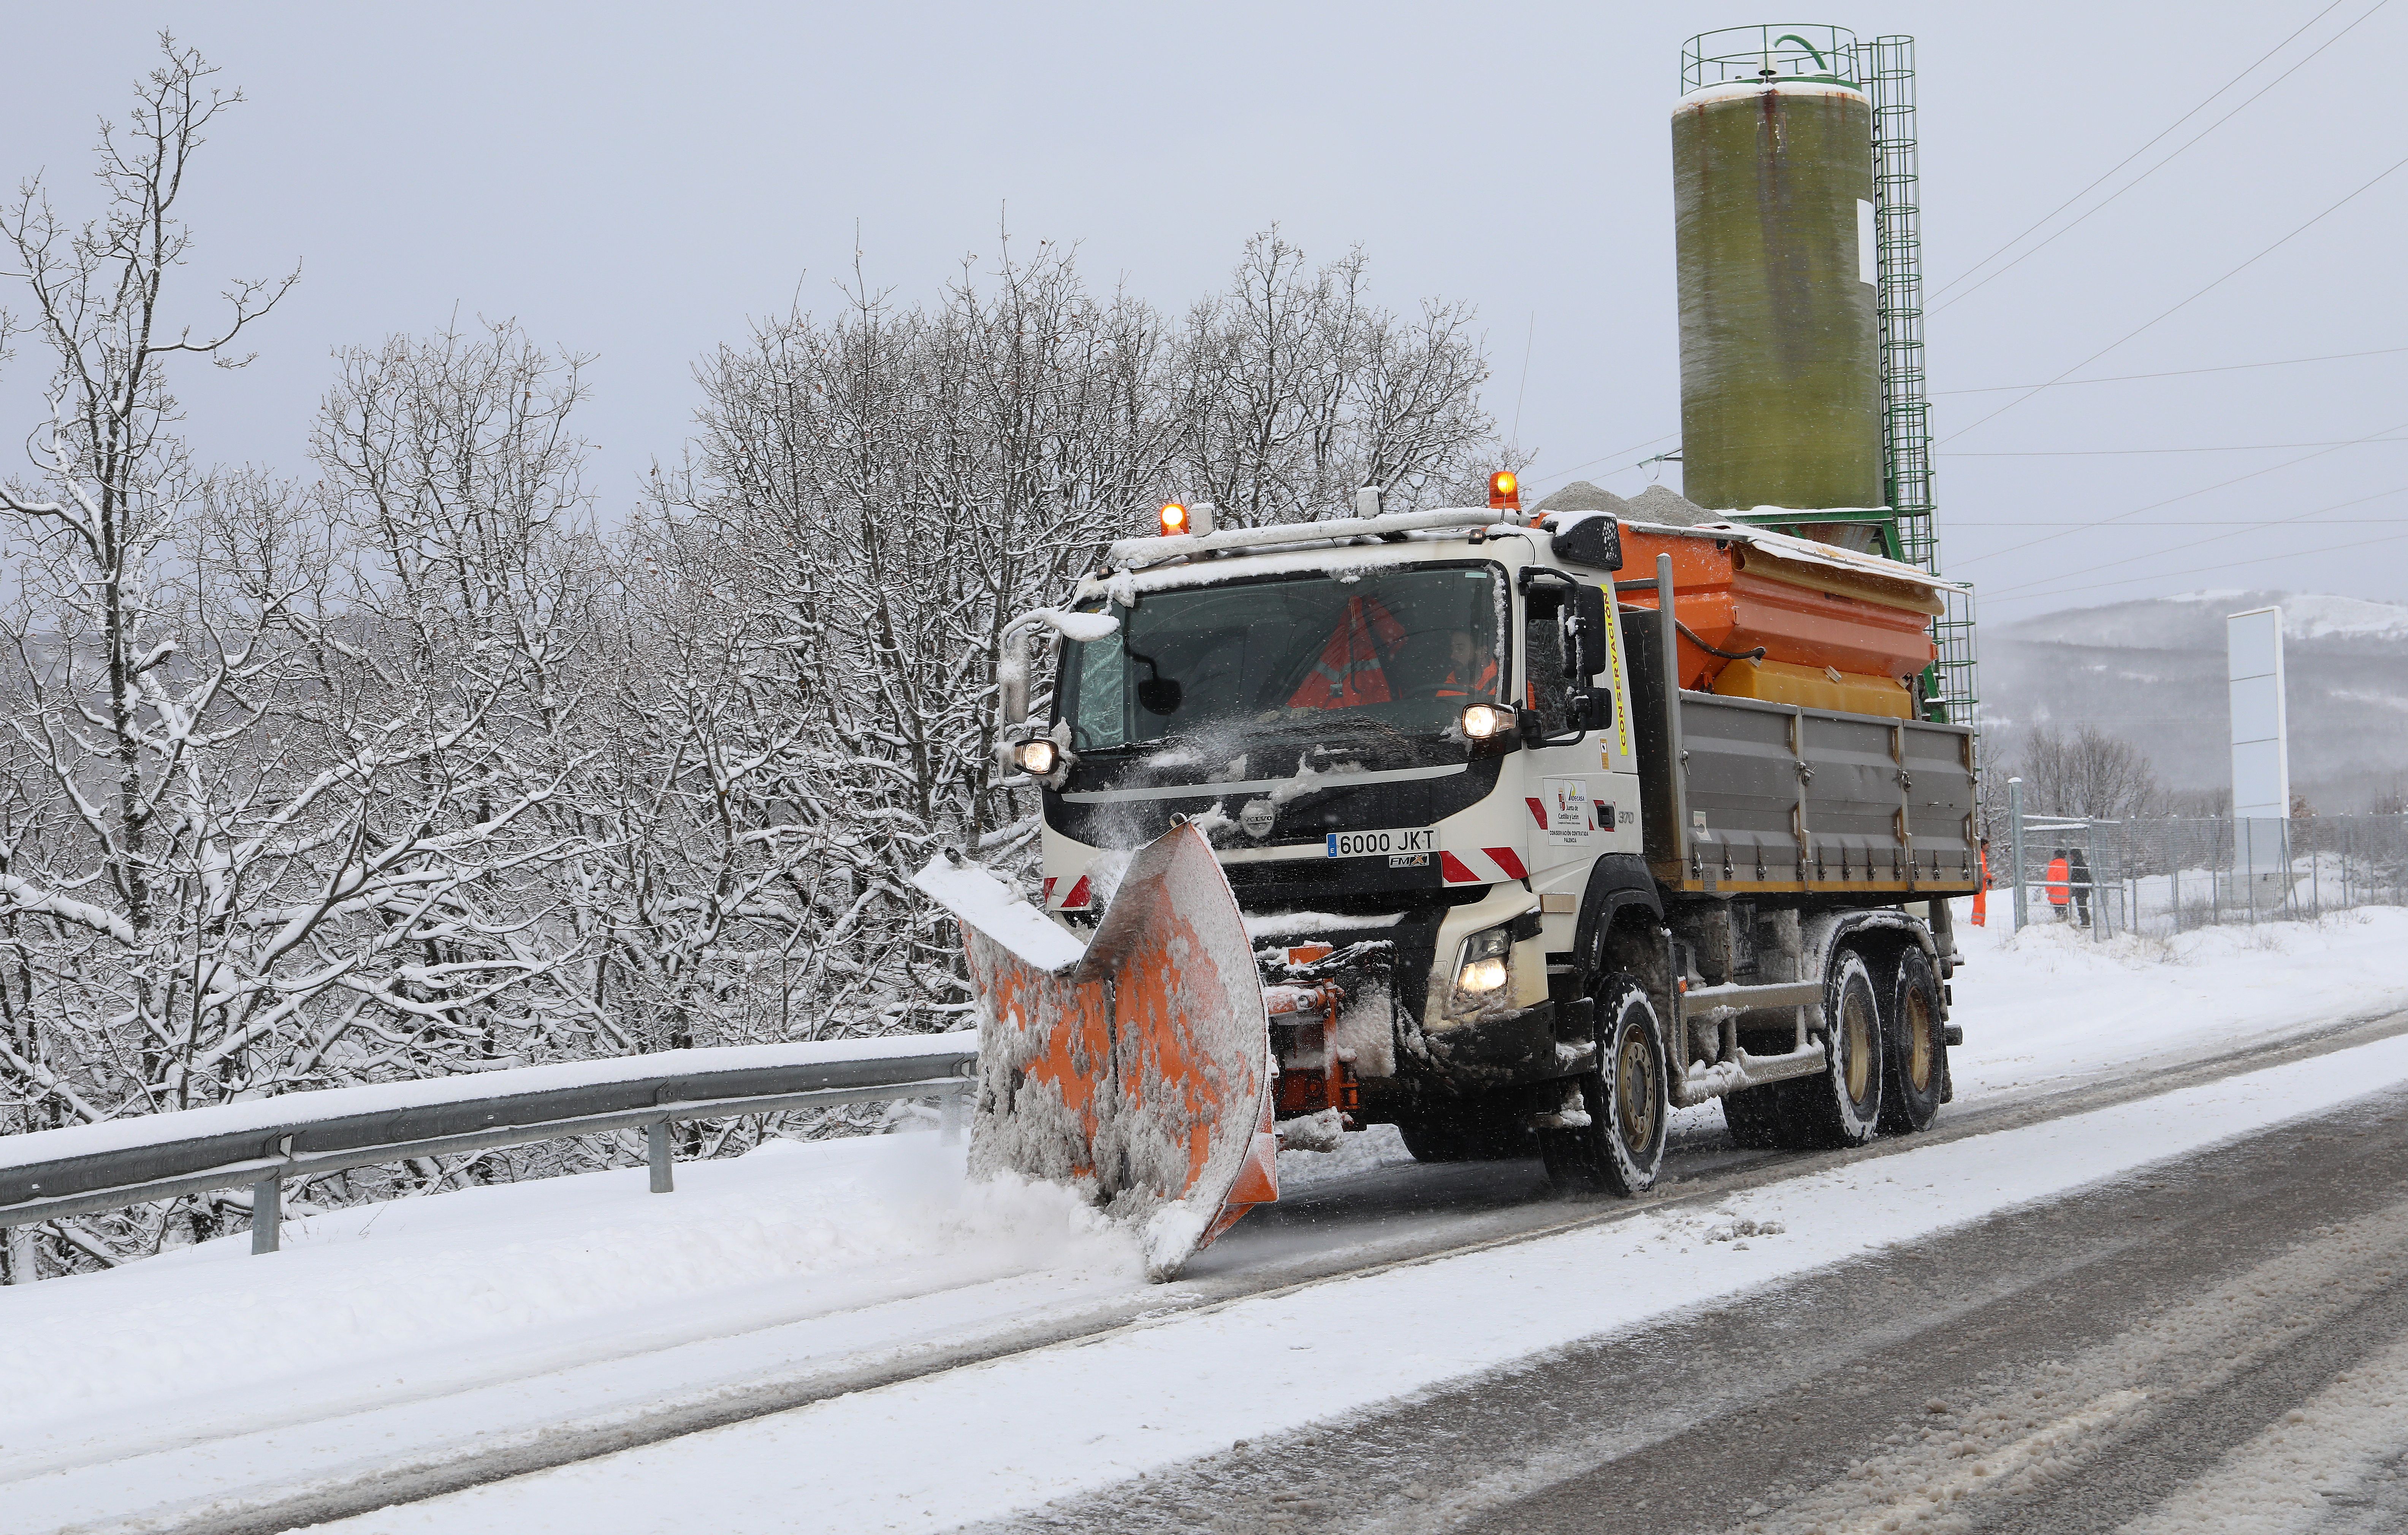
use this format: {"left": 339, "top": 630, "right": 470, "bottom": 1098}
{"left": 1488, "top": 471, "right": 1520, "bottom": 511}
{"left": 1159, "top": 502, "right": 1191, "bottom": 536}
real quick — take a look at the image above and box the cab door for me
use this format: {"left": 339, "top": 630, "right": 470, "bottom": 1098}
{"left": 1518, "top": 571, "right": 1639, "bottom": 893}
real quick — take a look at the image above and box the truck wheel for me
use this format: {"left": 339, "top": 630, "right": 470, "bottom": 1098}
{"left": 1541, "top": 975, "right": 1668, "bottom": 1196}
{"left": 1878, "top": 947, "right": 1947, "bottom": 1134}
{"left": 1780, "top": 947, "right": 1885, "bottom": 1148}
{"left": 1395, "top": 1096, "right": 1531, "bottom": 1162}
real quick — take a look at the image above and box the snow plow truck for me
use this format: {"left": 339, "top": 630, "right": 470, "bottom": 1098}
{"left": 914, "top": 488, "right": 1977, "bottom": 1278}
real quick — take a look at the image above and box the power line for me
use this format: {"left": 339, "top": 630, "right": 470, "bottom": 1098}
{"left": 1955, "top": 419, "right": 2408, "bottom": 568}
{"left": 1522, "top": 432, "right": 1678, "bottom": 490}
{"left": 1935, "top": 0, "right": 2388, "bottom": 313}
{"left": 1936, "top": 345, "right": 2408, "bottom": 395}
{"left": 1982, "top": 522, "right": 2408, "bottom": 607}
{"left": 1508, "top": 311, "right": 1535, "bottom": 450}
{"left": 1942, "top": 154, "right": 2408, "bottom": 446}
{"left": 1930, "top": 0, "right": 2351, "bottom": 300}
{"left": 1978, "top": 482, "right": 2408, "bottom": 599}
{"left": 1943, "top": 438, "right": 2408, "bottom": 457}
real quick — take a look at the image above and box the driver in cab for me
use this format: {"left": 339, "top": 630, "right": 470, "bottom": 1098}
{"left": 1434, "top": 630, "right": 1498, "bottom": 701}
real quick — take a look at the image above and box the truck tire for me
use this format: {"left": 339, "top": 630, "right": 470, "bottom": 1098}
{"left": 1774, "top": 947, "right": 1885, "bottom": 1148}
{"left": 1541, "top": 975, "right": 1669, "bottom": 1196}
{"left": 1878, "top": 947, "right": 1947, "bottom": 1134}
{"left": 1394, "top": 1096, "right": 1531, "bottom": 1162}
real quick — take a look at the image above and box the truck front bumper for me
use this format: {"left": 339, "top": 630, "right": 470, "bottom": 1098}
{"left": 1418, "top": 997, "right": 1592, "bottom": 1091}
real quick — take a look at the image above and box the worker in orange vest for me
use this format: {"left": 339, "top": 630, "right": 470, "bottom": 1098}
{"left": 2045, "top": 848, "right": 2072, "bottom": 921}
{"left": 1971, "top": 837, "right": 1990, "bottom": 927}
{"left": 1434, "top": 630, "right": 1499, "bottom": 701}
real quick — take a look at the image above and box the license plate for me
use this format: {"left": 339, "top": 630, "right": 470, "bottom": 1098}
{"left": 1326, "top": 828, "right": 1437, "bottom": 859}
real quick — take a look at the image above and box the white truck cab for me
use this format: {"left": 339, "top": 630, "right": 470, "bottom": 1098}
{"left": 994, "top": 499, "right": 1976, "bottom": 1193}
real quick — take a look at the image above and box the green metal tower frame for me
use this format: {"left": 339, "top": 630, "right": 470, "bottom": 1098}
{"left": 1866, "top": 34, "right": 1979, "bottom": 729}
{"left": 1676, "top": 27, "right": 1979, "bottom": 729}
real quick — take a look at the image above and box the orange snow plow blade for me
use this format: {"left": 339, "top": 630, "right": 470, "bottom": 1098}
{"left": 912, "top": 824, "right": 1277, "bottom": 1279}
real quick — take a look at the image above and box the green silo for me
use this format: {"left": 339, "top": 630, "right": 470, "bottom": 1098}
{"left": 1673, "top": 28, "right": 1882, "bottom": 514}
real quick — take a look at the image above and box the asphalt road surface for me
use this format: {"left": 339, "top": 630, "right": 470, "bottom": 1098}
{"left": 984, "top": 1083, "right": 2408, "bottom": 1534}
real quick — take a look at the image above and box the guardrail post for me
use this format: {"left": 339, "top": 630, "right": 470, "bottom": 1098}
{"left": 5, "top": 1224, "right": 34, "bottom": 1284}
{"left": 939, "top": 1086, "right": 968, "bottom": 1145}
{"left": 251, "top": 1171, "right": 283, "bottom": 1255}
{"left": 647, "top": 1119, "right": 674, "bottom": 1193}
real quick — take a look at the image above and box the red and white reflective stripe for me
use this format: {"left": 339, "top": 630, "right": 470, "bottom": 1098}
{"left": 1524, "top": 797, "right": 1548, "bottom": 828}
{"left": 1440, "top": 847, "right": 1530, "bottom": 884}
{"left": 1042, "top": 876, "right": 1058, "bottom": 905}
{"left": 1058, "top": 874, "right": 1093, "bottom": 910}
{"left": 1485, "top": 845, "right": 1529, "bottom": 880}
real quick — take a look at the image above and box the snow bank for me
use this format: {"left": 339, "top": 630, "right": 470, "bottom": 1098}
{"left": 1941, "top": 903, "right": 2408, "bottom": 1100}
{"left": 0, "top": 1131, "right": 1137, "bottom": 1464}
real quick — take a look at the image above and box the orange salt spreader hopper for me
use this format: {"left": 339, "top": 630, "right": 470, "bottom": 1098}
{"left": 1607, "top": 518, "right": 1959, "bottom": 721}
{"left": 911, "top": 823, "right": 1279, "bottom": 1280}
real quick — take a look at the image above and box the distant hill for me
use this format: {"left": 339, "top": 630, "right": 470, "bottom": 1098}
{"left": 1980, "top": 591, "right": 2408, "bottom": 812}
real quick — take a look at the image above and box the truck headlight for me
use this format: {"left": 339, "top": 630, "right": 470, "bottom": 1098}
{"left": 1454, "top": 926, "right": 1512, "bottom": 998}
{"left": 1013, "top": 739, "right": 1059, "bottom": 775}
{"left": 1460, "top": 702, "right": 1515, "bottom": 740}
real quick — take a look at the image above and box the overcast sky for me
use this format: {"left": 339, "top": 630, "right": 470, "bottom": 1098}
{"left": 5, "top": 1, "right": 2401, "bottom": 622}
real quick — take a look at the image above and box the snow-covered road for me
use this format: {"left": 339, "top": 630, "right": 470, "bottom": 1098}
{"left": 9, "top": 904, "right": 2408, "bottom": 1533}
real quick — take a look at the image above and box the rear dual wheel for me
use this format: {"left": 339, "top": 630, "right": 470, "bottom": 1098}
{"left": 1724, "top": 948, "right": 1885, "bottom": 1151}
{"left": 1879, "top": 947, "right": 1948, "bottom": 1134}
{"left": 1541, "top": 975, "right": 1669, "bottom": 1197}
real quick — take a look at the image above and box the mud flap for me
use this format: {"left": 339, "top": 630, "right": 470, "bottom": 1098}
{"left": 913, "top": 824, "right": 1277, "bottom": 1279}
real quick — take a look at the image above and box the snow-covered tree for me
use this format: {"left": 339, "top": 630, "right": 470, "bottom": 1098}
{"left": 2016, "top": 725, "right": 2164, "bottom": 823}
{"left": 0, "top": 46, "right": 589, "bottom": 1270}
{"left": 0, "top": 53, "right": 1510, "bottom": 1273}
{"left": 1171, "top": 228, "right": 1499, "bottom": 527}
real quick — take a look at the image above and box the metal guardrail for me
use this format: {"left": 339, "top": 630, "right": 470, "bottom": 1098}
{"left": 1, "top": 1040, "right": 977, "bottom": 1282}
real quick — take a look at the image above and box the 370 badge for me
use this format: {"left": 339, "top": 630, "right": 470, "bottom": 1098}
{"left": 1325, "top": 827, "right": 1438, "bottom": 860}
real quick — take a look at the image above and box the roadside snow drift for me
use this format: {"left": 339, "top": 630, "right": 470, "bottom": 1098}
{"left": 3, "top": 1132, "right": 1136, "bottom": 1472}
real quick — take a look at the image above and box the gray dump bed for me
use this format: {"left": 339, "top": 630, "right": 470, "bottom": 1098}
{"left": 1619, "top": 609, "right": 1979, "bottom": 900}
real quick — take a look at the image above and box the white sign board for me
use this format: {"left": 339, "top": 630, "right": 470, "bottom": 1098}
{"left": 2227, "top": 607, "right": 2289, "bottom": 820}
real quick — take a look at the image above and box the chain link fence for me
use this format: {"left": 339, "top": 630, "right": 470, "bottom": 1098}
{"left": 1998, "top": 787, "right": 2408, "bottom": 939}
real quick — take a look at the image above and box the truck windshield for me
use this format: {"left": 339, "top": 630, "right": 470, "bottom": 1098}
{"left": 1058, "top": 565, "right": 1505, "bottom": 756}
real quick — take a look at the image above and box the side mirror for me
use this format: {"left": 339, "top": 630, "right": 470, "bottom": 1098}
{"left": 1563, "top": 585, "right": 1610, "bottom": 679}
{"left": 1570, "top": 687, "right": 1613, "bottom": 732}
{"left": 1137, "top": 677, "right": 1183, "bottom": 716}
{"left": 997, "top": 607, "right": 1120, "bottom": 730}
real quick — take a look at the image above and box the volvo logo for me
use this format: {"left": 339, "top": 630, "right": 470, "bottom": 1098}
{"left": 1239, "top": 798, "right": 1277, "bottom": 840}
